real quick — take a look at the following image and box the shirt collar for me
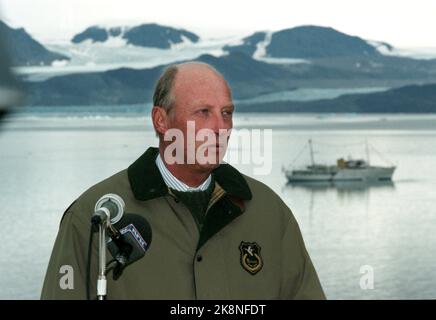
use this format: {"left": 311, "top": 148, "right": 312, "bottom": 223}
{"left": 155, "top": 153, "right": 212, "bottom": 192}
{"left": 127, "top": 147, "right": 252, "bottom": 202}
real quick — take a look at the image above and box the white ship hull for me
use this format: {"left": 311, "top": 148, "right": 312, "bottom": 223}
{"left": 286, "top": 166, "right": 395, "bottom": 182}
{"left": 332, "top": 167, "right": 395, "bottom": 181}
{"left": 286, "top": 172, "right": 334, "bottom": 182}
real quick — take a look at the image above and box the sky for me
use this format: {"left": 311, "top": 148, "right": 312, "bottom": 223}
{"left": 0, "top": 0, "right": 435, "bottom": 47}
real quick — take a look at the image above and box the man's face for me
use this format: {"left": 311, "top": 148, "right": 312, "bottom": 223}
{"left": 164, "top": 66, "right": 234, "bottom": 171}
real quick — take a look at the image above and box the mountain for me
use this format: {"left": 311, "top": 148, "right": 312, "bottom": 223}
{"left": 71, "top": 23, "right": 200, "bottom": 48}
{"left": 23, "top": 50, "right": 436, "bottom": 106}
{"left": 236, "top": 83, "right": 436, "bottom": 113}
{"left": 223, "top": 32, "right": 266, "bottom": 56}
{"left": 0, "top": 20, "right": 69, "bottom": 66}
{"left": 224, "top": 26, "right": 384, "bottom": 59}
{"left": 267, "top": 26, "right": 380, "bottom": 58}
{"left": 24, "top": 52, "right": 295, "bottom": 105}
{"left": 24, "top": 65, "right": 164, "bottom": 106}
{"left": 71, "top": 26, "right": 121, "bottom": 43}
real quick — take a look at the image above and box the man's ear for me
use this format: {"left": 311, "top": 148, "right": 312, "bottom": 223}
{"left": 152, "top": 106, "right": 169, "bottom": 136}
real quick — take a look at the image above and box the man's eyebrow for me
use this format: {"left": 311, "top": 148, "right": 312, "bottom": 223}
{"left": 222, "top": 104, "right": 235, "bottom": 110}
{"left": 193, "top": 104, "right": 234, "bottom": 109}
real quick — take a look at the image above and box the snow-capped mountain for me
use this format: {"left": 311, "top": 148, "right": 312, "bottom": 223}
{"left": 14, "top": 23, "right": 436, "bottom": 82}
{"left": 0, "top": 20, "right": 69, "bottom": 67}
{"left": 224, "top": 26, "right": 382, "bottom": 59}
{"left": 71, "top": 23, "right": 200, "bottom": 49}
{"left": 6, "top": 22, "right": 436, "bottom": 111}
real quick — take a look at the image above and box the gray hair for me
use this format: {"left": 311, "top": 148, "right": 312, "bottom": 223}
{"left": 152, "top": 65, "right": 178, "bottom": 115}
{"left": 152, "top": 62, "right": 224, "bottom": 115}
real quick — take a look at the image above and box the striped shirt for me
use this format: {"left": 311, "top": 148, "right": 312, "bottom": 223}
{"left": 155, "top": 153, "right": 212, "bottom": 192}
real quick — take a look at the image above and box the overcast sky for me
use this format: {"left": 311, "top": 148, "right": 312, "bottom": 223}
{"left": 1, "top": 0, "right": 435, "bottom": 47}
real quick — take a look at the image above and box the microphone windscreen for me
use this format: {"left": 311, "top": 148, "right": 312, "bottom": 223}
{"left": 115, "top": 213, "right": 152, "bottom": 248}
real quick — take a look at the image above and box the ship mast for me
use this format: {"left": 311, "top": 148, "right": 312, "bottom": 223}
{"left": 365, "top": 139, "right": 370, "bottom": 165}
{"left": 309, "top": 139, "right": 315, "bottom": 166}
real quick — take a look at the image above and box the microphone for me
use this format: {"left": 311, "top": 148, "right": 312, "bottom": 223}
{"left": 88, "top": 194, "right": 125, "bottom": 299}
{"left": 92, "top": 194, "right": 125, "bottom": 227}
{"left": 107, "top": 214, "right": 152, "bottom": 280}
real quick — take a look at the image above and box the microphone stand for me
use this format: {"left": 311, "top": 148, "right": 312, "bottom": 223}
{"left": 91, "top": 194, "right": 125, "bottom": 300}
{"left": 95, "top": 213, "right": 123, "bottom": 300}
{"left": 92, "top": 207, "right": 112, "bottom": 300}
{"left": 97, "top": 223, "right": 107, "bottom": 300}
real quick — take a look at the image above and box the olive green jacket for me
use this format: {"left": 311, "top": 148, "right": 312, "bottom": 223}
{"left": 41, "top": 147, "right": 325, "bottom": 300}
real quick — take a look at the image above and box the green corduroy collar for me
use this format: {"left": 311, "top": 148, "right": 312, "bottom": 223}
{"left": 127, "top": 147, "right": 252, "bottom": 202}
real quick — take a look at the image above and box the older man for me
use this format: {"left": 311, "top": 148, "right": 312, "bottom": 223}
{"left": 41, "top": 62, "right": 325, "bottom": 300}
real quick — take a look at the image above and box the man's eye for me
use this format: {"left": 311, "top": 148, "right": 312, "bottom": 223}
{"left": 199, "top": 109, "right": 209, "bottom": 114}
{"left": 223, "top": 110, "right": 233, "bottom": 116}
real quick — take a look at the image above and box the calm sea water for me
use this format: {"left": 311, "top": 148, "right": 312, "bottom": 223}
{"left": 1, "top": 111, "right": 436, "bottom": 299}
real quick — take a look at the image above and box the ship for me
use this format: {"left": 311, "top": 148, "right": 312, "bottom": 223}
{"left": 283, "top": 139, "right": 396, "bottom": 182}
